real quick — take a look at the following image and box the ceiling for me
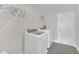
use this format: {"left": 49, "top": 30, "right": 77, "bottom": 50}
{"left": 25, "top": 4, "right": 77, "bottom": 15}
{"left": 14, "top": 4, "right": 77, "bottom": 16}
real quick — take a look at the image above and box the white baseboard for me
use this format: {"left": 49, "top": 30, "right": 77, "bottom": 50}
{"left": 53, "top": 40, "right": 75, "bottom": 46}
{"left": 74, "top": 46, "right": 79, "bottom": 53}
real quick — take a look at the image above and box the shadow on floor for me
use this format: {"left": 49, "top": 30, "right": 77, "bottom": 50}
{"left": 47, "top": 42, "right": 79, "bottom": 54}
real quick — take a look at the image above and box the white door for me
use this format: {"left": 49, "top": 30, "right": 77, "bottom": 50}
{"left": 57, "top": 12, "right": 76, "bottom": 46}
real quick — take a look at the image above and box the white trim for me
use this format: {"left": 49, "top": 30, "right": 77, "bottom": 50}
{"left": 74, "top": 45, "right": 79, "bottom": 53}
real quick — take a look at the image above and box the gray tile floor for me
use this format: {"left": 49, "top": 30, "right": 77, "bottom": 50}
{"left": 47, "top": 42, "right": 79, "bottom": 54}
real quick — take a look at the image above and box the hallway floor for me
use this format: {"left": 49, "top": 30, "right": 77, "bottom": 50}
{"left": 47, "top": 42, "right": 79, "bottom": 54}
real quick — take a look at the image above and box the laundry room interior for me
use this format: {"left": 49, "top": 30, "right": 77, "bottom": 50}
{"left": 0, "top": 4, "right": 79, "bottom": 54}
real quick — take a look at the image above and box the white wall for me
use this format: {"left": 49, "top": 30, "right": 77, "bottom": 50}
{"left": 76, "top": 5, "right": 79, "bottom": 52}
{"left": 38, "top": 4, "right": 76, "bottom": 44}
{"left": 0, "top": 5, "right": 42, "bottom": 53}
{"left": 25, "top": 13, "right": 42, "bottom": 29}
{"left": 14, "top": 5, "right": 42, "bottom": 29}
{"left": 41, "top": 13, "right": 57, "bottom": 42}
{"left": 0, "top": 10, "right": 26, "bottom": 53}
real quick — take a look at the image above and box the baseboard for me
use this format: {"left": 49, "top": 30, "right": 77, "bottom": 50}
{"left": 74, "top": 46, "right": 79, "bottom": 53}
{"left": 53, "top": 40, "right": 76, "bottom": 46}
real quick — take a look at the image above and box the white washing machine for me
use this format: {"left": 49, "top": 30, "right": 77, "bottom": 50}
{"left": 24, "top": 30, "right": 48, "bottom": 54}
{"left": 38, "top": 29, "right": 53, "bottom": 48}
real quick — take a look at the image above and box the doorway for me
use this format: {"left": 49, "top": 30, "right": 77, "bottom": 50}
{"left": 56, "top": 11, "right": 76, "bottom": 47}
